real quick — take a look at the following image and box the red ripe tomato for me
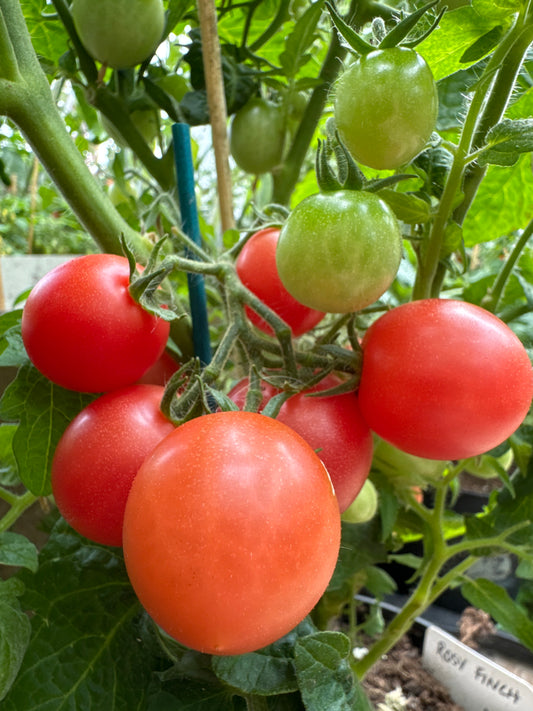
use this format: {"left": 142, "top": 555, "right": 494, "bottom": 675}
{"left": 236, "top": 227, "right": 325, "bottom": 337}
{"left": 122, "top": 411, "right": 340, "bottom": 655}
{"left": 21, "top": 254, "right": 170, "bottom": 393}
{"left": 228, "top": 375, "right": 373, "bottom": 512}
{"left": 358, "top": 299, "right": 533, "bottom": 460}
{"left": 51, "top": 384, "right": 174, "bottom": 546}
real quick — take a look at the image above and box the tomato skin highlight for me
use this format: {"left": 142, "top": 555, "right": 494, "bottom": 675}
{"left": 334, "top": 47, "right": 438, "bottom": 170}
{"left": 51, "top": 384, "right": 174, "bottom": 547}
{"left": 236, "top": 227, "right": 325, "bottom": 336}
{"left": 21, "top": 254, "right": 170, "bottom": 393}
{"left": 358, "top": 299, "right": 533, "bottom": 460}
{"left": 228, "top": 375, "right": 373, "bottom": 512}
{"left": 276, "top": 190, "right": 402, "bottom": 314}
{"left": 123, "top": 411, "right": 341, "bottom": 655}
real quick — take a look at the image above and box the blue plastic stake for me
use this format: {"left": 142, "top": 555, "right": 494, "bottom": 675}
{"left": 172, "top": 123, "right": 212, "bottom": 366}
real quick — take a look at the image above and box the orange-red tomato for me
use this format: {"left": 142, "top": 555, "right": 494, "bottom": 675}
{"left": 123, "top": 411, "right": 340, "bottom": 655}
{"left": 228, "top": 375, "right": 373, "bottom": 512}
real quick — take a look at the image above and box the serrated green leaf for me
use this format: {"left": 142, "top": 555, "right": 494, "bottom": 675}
{"left": 461, "top": 578, "right": 533, "bottom": 653}
{"left": 328, "top": 519, "right": 388, "bottom": 594}
{"left": 280, "top": 0, "right": 325, "bottom": 77}
{"left": 463, "top": 153, "right": 533, "bottom": 246}
{"left": 417, "top": 6, "right": 510, "bottom": 81}
{"left": 0, "top": 325, "right": 28, "bottom": 367}
{"left": 294, "top": 631, "right": 371, "bottom": 711}
{"left": 0, "top": 578, "right": 31, "bottom": 702}
{"left": 212, "top": 619, "right": 317, "bottom": 696}
{"left": 1, "top": 519, "right": 151, "bottom": 711}
{"left": 0, "top": 532, "right": 38, "bottom": 572}
{"left": 478, "top": 118, "right": 533, "bottom": 167}
{"left": 147, "top": 679, "right": 243, "bottom": 711}
{"left": 0, "top": 364, "right": 94, "bottom": 495}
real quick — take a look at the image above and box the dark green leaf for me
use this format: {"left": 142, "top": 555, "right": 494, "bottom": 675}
{"left": 460, "top": 25, "right": 505, "bottom": 64}
{"left": 478, "top": 118, "right": 533, "bottom": 167}
{"left": 461, "top": 578, "right": 533, "bottom": 653}
{"left": 377, "top": 189, "right": 431, "bottom": 224}
{"left": 0, "top": 578, "right": 31, "bottom": 702}
{"left": 328, "top": 519, "right": 389, "bottom": 595}
{"left": 0, "top": 532, "right": 38, "bottom": 572}
{"left": 147, "top": 679, "right": 243, "bottom": 711}
{"left": 0, "top": 364, "right": 94, "bottom": 496}
{"left": 1, "top": 519, "right": 151, "bottom": 710}
{"left": 212, "top": 619, "right": 317, "bottom": 696}
{"left": 0, "top": 326, "right": 29, "bottom": 368}
{"left": 294, "top": 631, "right": 370, "bottom": 711}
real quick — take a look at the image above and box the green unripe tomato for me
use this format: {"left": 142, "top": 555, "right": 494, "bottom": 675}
{"left": 341, "top": 479, "right": 378, "bottom": 524}
{"left": 71, "top": 0, "right": 165, "bottom": 69}
{"left": 276, "top": 190, "right": 402, "bottom": 313}
{"left": 334, "top": 47, "right": 438, "bottom": 170}
{"left": 230, "top": 98, "right": 286, "bottom": 174}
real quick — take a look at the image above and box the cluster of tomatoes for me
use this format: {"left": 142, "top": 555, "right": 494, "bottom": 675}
{"left": 20, "top": 44, "right": 533, "bottom": 658}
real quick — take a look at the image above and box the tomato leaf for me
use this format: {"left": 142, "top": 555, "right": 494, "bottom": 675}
{"left": 477, "top": 118, "right": 533, "bottom": 167}
{"left": 462, "top": 153, "right": 533, "bottom": 246}
{"left": 280, "top": 0, "right": 325, "bottom": 78}
{"left": 374, "top": 189, "right": 431, "bottom": 225}
{"left": 416, "top": 6, "right": 511, "bottom": 80}
{"left": 294, "top": 631, "right": 372, "bottom": 711}
{"left": 472, "top": 0, "right": 522, "bottom": 20}
{"left": 0, "top": 532, "right": 38, "bottom": 572}
{"left": 0, "top": 578, "right": 31, "bottom": 703}
{"left": 0, "top": 364, "right": 94, "bottom": 496}
{"left": 0, "top": 424, "right": 19, "bottom": 487}
{"left": 328, "top": 519, "right": 389, "bottom": 595}
{"left": 461, "top": 578, "right": 533, "bottom": 654}
{"left": 212, "top": 618, "right": 317, "bottom": 696}
{"left": 0, "top": 519, "right": 152, "bottom": 710}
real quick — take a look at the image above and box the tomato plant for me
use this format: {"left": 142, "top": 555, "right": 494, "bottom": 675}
{"left": 236, "top": 227, "right": 325, "bottom": 336}
{"left": 122, "top": 411, "right": 340, "bottom": 655}
{"left": 334, "top": 47, "right": 438, "bottom": 170}
{"left": 51, "top": 384, "right": 174, "bottom": 547}
{"left": 71, "top": 0, "right": 165, "bottom": 69}
{"left": 358, "top": 299, "right": 533, "bottom": 460}
{"left": 230, "top": 98, "right": 286, "bottom": 174}
{"left": 276, "top": 190, "right": 403, "bottom": 313}
{"left": 229, "top": 374, "right": 373, "bottom": 512}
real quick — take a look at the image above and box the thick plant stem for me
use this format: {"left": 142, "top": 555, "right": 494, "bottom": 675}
{"left": 0, "top": 0, "right": 148, "bottom": 258}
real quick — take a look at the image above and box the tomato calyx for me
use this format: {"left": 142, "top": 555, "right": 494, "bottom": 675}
{"left": 326, "top": 0, "right": 442, "bottom": 56}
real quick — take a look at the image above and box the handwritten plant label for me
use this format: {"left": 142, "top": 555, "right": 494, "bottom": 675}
{"left": 422, "top": 625, "right": 533, "bottom": 711}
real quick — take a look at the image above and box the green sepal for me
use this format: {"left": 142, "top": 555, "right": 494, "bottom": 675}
{"left": 379, "top": 0, "right": 441, "bottom": 49}
{"left": 324, "top": 1, "right": 374, "bottom": 55}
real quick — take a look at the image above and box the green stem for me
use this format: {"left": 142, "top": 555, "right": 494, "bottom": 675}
{"left": 413, "top": 14, "right": 533, "bottom": 299}
{"left": 481, "top": 217, "right": 533, "bottom": 313}
{"left": 0, "top": 0, "right": 149, "bottom": 258}
{"left": 0, "top": 490, "right": 38, "bottom": 533}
